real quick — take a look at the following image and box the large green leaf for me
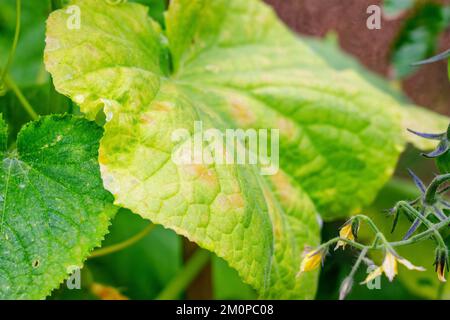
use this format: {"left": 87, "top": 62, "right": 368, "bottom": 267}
{"left": 45, "top": 0, "right": 410, "bottom": 299}
{"left": 304, "top": 35, "right": 449, "bottom": 152}
{"left": 0, "top": 115, "right": 116, "bottom": 299}
{"left": 304, "top": 34, "right": 408, "bottom": 104}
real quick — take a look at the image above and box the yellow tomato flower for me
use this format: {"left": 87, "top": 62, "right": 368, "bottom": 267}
{"left": 362, "top": 251, "right": 425, "bottom": 284}
{"left": 298, "top": 249, "right": 324, "bottom": 275}
{"left": 361, "top": 266, "right": 383, "bottom": 285}
{"left": 382, "top": 251, "right": 398, "bottom": 281}
{"left": 436, "top": 261, "right": 447, "bottom": 282}
{"left": 335, "top": 223, "right": 355, "bottom": 250}
{"left": 434, "top": 250, "right": 448, "bottom": 283}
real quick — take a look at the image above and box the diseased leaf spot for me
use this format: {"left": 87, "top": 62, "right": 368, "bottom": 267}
{"left": 32, "top": 259, "right": 40, "bottom": 269}
{"left": 229, "top": 97, "right": 256, "bottom": 126}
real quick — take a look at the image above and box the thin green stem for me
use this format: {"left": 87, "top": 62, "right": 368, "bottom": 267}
{"left": 4, "top": 75, "right": 38, "bottom": 120}
{"left": 155, "top": 249, "right": 211, "bottom": 300}
{"left": 349, "top": 248, "right": 368, "bottom": 278}
{"left": 7, "top": 141, "right": 17, "bottom": 152}
{"left": 0, "top": 0, "right": 21, "bottom": 84}
{"left": 370, "top": 234, "right": 381, "bottom": 249}
{"left": 347, "top": 215, "right": 391, "bottom": 249}
{"left": 89, "top": 224, "right": 155, "bottom": 259}
{"left": 321, "top": 214, "right": 450, "bottom": 253}
{"left": 339, "top": 248, "right": 368, "bottom": 300}
{"left": 437, "top": 282, "right": 446, "bottom": 300}
{"left": 390, "top": 216, "right": 450, "bottom": 247}
{"left": 352, "top": 215, "right": 380, "bottom": 235}
{"left": 396, "top": 201, "right": 446, "bottom": 248}
{"left": 319, "top": 237, "right": 368, "bottom": 251}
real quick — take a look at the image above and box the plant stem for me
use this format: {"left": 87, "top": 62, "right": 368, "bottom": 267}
{"left": 50, "top": 0, "right": 63, "bottom": 11}
{"left": 0, "top": 0, "right": 21, "bottom": 84}
{"left": 349, "top": 248, "right": 368, "bottom": 278}
{"left": 4, "top": 75, "right": 39, "bottom": 120}
{"left": 390, "top": 216, "right": 450, "bottom": 247}
{"left": 437, "top": 281, "right": 446, "bottom": 300}
{"left": 352, "top": 215, "right": 382, "bottom": 235}
{"left": 155, "top": 249, "right": 211, "bottom": 300}
{"left": 322, "top": 214, "right": 450, "bottom": 253}
{"left": 396, "top": 201, "right": 447, "bottom": 248}
{"left": 89, "top": 224, "right": 155, "bottom": 259}
{"left": 320, "top": 237, "right": 367, "bottom": 251}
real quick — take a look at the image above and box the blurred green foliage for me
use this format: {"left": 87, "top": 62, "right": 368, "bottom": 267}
{"left": 390, "top": 2, "right": 450, "bottom": 78}
{"left": 383, "top": 0, "right": 415, "bottom": 18}
{"left": 304, "top": 34, "right": 408, "bottom": 103}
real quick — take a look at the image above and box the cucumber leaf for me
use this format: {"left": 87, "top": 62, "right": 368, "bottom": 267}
{"left": 45, "top": 0, "right": 410, "bottom": 298}
{"left": 304, "top": 35, "right": 450, "bottom": 152}
{"left": 0, "top": 115, "right": 116, "bottom": 299}
{"left": 303, "top": 34, "right": 408, "bottom": 104}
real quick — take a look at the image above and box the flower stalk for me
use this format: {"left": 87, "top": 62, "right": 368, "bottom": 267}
{"left": 298, "top": 122, "right": 450, "bottom": 299}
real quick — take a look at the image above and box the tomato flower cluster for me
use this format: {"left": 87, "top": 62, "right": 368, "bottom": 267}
{"left": 298, "top": 124, "right": 450, "bottom": 300}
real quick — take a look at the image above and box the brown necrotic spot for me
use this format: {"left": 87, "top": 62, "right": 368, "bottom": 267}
{"left": 32, "top": 259, "right": 40, "bottom": 268}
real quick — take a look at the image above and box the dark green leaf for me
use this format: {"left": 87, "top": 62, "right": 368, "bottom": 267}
{"left": 0, "top": 114, "right": 116, "bottom": 299}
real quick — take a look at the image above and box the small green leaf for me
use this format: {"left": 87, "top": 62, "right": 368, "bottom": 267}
{"left": 0, "top": 114, "right": 116, "bottom": 299}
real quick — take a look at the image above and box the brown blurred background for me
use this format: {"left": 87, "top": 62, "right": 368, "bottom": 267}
{"left": 265, "top": 0, "right": 450, "bottom": 116}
